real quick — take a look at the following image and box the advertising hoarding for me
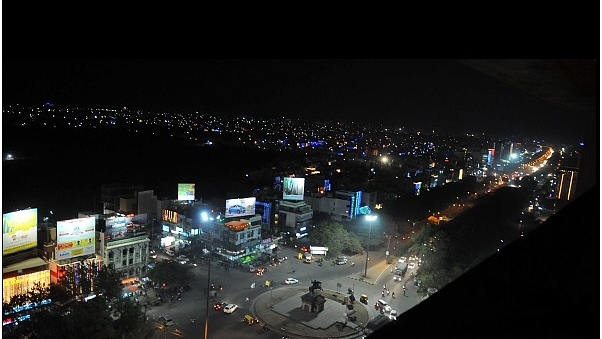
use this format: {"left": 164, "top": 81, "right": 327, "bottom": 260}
{"left": 178, "top": 183, "right": 195, "bottom": 201}
{"left": 104, "top": 214, "right": 147, "bottom": 240}
{"left": 225, "top": 197, "right": 256, "bottom": 218}
{"left": 56, "top": 217, "right": 96, "bottom": 260}
{"left": 283, "top": 177, "right": 305, "bottom": 201}
{"left": 3, "top": 209, "right": 38, "bottom": 256}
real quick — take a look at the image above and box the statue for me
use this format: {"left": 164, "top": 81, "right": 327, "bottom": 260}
{"left": 309, "top": 279, "right": 323, "bottom": 295}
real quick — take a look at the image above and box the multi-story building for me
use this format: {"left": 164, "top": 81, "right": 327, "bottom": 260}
{"left": 100, "top": 182, "right": 145, "bottom": 214}
{"left": 556, "top": 167, "right": 578, "bottom": 201}
{"left": 305, "top": 190, "right": 362, "bottom": 222}
{"left": 214, "top": 215, "right": 263, "bottom": 262}
{"left": 274, "top": 200, "right": 313, "bottom": 244}
{"left": 94, "top": 213, "right": 150, "bottom": 283}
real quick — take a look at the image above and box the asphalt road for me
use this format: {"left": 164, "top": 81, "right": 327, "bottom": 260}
{"left": 136, "top": 247, "right": 423, "bottom": 339}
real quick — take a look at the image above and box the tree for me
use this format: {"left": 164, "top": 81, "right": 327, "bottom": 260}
{"left": 112, "top": 297, "right": 145, "bottom": 338}
{"left": 95, "top": 265, "right": 123, "bottom": 301}
{"left": 147, "top": 259, "right": 194, "bottom": 288}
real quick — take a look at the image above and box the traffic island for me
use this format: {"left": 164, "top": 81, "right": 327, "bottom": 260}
{"left": 252, "top": 286, "right": 371, "bottom": 339}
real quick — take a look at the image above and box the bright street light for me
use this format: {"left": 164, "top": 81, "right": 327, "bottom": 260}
{"left": 364, "top": 214, "right": 377, "bottom": 278}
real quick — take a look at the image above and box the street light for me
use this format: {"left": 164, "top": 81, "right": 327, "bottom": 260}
{"left": 364, "top": 215, "right": 377, "bottom": 278}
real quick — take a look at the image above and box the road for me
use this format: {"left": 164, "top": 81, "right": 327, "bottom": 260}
{"left": 137, "top": 247, "right": 423, "bottom": 339}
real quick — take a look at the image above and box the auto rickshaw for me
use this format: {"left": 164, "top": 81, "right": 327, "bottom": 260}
{"left": 360, "top": 294, "right": 368, "bottom": 304}
{"left": 243, "top": 314, "right": 255, "bottom": 325}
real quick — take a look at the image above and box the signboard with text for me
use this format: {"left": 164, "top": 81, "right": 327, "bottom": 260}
{"left": 3, "top": 209, "right": 38, "bottom": 256}
{"left": 56, "top": 217, "right": 96, "bottom": 259}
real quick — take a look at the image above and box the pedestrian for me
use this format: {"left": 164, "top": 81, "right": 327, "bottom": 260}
{"left": 245, "top": 297, "right": 249, "bottom": 302}
{"left": 387, "top": 289, "right": 390, "bottom": 296}
{"left": 381, "top": 291, "right": 385, "bottom": 297}
{"left": 392, "top": 291, "right": 395, "bottom": 298}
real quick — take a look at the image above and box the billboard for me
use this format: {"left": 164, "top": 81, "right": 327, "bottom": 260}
{"left": 225, "top": 197, "right": 256, "bottom": 218}
{"left": 3, "top": 209, "right": 38, "bottom": 256}
{"left": 56, "top": 217, "right": 96, "bottom": 260}
{"left": 105, "top": 214, "right": 148, "bottom": 240}
{"left": 283, "top": 177, "right": 305, "bottom": 201}
{"left": 178, "top": 183, "right": 195, "bottom": 201}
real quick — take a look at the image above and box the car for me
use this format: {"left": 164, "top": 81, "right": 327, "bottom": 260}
{"left": 377, "top": 299, "right": 391, "bottom": 313}
{"left": 149, "top": 250, "right": 157, "bottom": 259}
{"left": 408, "top": 262, "right": 416, "bottom": 269}
{"left": 393, "top": 275, "right": 402, "bottom": 282}
{"left": 334, "top": 259, "right": 347, "bottom": 265}
{"left": 213, "top": 302, "right": 227, "bottom": 311}
{"left": 159, "top": 316, "right": 173, "bottom": 326}
{"left": 398, "top": 256, "right": 406, "bottom": 263}
{"left": 223, "top": 303, "right": 238, "bottom": 314}
{"left": 228, "top": 205, "right": 246, "bottom": 214}
{"left": 389, "top": 309, "right": 398, "bottom": 320}
{"left": 284, "top": 278, "right": 299, "bottom": 285}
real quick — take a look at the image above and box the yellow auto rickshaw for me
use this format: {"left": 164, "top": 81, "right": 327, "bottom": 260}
{"left": 243, "top": 314, "right": 255, "bottom": 325}
{"left": 360, "top": 294, "right": 368, "bottom": 304}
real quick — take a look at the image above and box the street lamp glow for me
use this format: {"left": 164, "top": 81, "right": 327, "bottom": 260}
{"left": 364, "top": 215, "right": 377, "bottom": 278}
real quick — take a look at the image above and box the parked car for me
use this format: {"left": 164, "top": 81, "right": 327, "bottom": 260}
{"left": 398, "top": 256, "right": 406, "bottom": 263}
{"left": 284, "top": 278, "right": 299, "bottom": 285}
{"left": 228, "top": 205, "right": 246, "bottom": 214}
{"left": 223, "top": 303, "right": 238, "bottom": 314}
{"left": 408, "top": 262, "right": 416, "bottom": 269}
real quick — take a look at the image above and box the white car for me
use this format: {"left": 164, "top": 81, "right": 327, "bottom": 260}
{"left": 177, "top": 255, "right": 189, "bottom": 262}
{"left": 377, "top": 299, "right": 391, "bottom": 313}
{"left": 408, "top": 262, "right": 416, "bottom": 269}
{"left": 389, "top": 309, "right": 398, "bottom": 320}
{"left": 398, "top": 257, "right": 406, "bottom": 263}
{"left": 223, "top": 303, "right": 238, "bottom": 314}
{"left": 284, "top": 278, "right": 299, "bottom": 285}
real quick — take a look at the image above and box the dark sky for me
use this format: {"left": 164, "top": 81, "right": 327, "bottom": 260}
{"left": 2, "top": 59, "right": 597, "bottom": 144}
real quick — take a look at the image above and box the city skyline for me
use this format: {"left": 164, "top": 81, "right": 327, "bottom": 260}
{"left": 2, "top": 59, "right": 596, "bottom": 144}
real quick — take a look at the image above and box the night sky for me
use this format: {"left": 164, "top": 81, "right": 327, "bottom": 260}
{"left": 2, "top": 59, "right": 597, "bottom": 144}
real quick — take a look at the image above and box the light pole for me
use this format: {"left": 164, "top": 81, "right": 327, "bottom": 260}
{"left": 364, "top": 215, "right": 377, "bottom": 278}
{"left": 204, "top": 233, "right": 213, "bottom": 339}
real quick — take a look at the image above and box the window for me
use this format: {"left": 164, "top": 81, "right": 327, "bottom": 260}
{"left": 129, "top": 248, "right": 134, "bottom": 254}
{"left": 122, "top": 249, "right": 127, "bottom": 256}
{"left": 122, "top": 260, "right": 127, "bottom": 266}
{"left": 108, "top": 251, "right": 114, "bottom": 259}
{"left": 129, "top": 258, "right": 133, "bottom": 265}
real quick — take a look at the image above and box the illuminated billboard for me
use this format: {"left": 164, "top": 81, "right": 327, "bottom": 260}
{"left": 104, "top": 214, "right": 147, "bottom": 240}
{"left": 56, "top": 217, "right": 96, "bottom": 260}
{"left": 225, "top": 197, "right": 256, "bottom": 218}
{"left": 283, "top": 177, "right": 305, "bottom": 201}
{"left": 3, "top": 209, "right": 38, "bottom": 256}
{"left": 178, "top": 183, "right": 195, "bottom": 201}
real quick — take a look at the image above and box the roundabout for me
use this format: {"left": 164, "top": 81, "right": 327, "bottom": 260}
{"left": 251, "top": 286, "right": 371, "bottom": 339}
